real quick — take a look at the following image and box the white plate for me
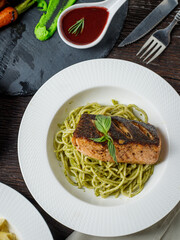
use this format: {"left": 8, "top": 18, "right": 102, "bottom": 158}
{"left": 0, "top": 183, "right": 53, "bottom": 240}
{"left": 18, "top": 59, "right": 180, "bottom": 237}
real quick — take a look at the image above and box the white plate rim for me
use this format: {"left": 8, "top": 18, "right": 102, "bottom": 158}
{"left": 18, "top": 59, "right": 180, "bottom": 237}
{"left": 0, "top": 182, "right": 53, "bottom": 240}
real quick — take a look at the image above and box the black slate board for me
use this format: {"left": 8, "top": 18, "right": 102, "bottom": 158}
{"left": 0, "top": 0, "right": 128, "bottom": 96}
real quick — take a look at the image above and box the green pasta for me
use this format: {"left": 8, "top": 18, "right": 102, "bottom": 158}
{"left": 54, "top": 101, "right": 153, "bottom": 198}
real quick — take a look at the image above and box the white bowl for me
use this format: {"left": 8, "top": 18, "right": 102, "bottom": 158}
{"left": 18, "top": 59, "right": 180, "bottom": 237}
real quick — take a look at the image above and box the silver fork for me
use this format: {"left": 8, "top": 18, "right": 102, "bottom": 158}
{"left": 137, "top": 9, "right": 180, "bottom": 64}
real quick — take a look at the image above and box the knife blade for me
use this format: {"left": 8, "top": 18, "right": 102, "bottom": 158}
{"left": 118, "top": 0, "right": 178, "bottom": 47}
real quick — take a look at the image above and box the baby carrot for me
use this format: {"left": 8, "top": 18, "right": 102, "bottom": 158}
{"left": 0, "top": 6, "right": 18, "bottom": 28}
{"left": 0, "top": 0, "right": 36, "bottom": 28}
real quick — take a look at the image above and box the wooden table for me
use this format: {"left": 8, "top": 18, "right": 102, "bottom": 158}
{"left": 0, "top": 1, "right": 179, "bottom": 239}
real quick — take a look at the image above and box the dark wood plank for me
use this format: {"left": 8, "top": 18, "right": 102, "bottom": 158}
{"left": 0, "top": 1, "right": 179, "bottom": 239}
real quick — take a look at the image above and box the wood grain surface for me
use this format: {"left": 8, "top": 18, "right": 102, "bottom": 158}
{"left": 0, "top": 0, "right": 180, "bottom": 239}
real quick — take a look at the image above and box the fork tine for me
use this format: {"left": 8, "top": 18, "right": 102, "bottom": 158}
{"left": 136, "top": 36, "right": 154, "bottom": 56}
{"left": 146, "top": 46, "right": 166, "bottom": 64}
{"left": 143, "top": 44, "right": 161, "bottom": 62}
{"left": 139, "top": 40, "right": 157, "bottom": 59}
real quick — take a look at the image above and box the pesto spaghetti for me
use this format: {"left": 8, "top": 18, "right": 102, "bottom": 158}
{"left": 54, "top": 101, "right": 154, "bottom": 198}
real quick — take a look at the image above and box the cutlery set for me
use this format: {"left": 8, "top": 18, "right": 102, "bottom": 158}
{"left": 119, "top": 0, "right": 179, "bottom": 63}
{"left": 137, "top": 10, "right": 180, "bottom": 64}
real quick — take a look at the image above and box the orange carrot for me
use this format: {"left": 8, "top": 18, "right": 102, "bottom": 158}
{"left": 0, "top": 6, "right": 18, "bottom": 28}
{"left": 0, "top": 0, "right": 36, "bottom": 28}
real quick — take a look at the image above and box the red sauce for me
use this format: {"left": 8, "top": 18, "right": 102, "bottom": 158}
{"left": 61, "top": 7, "right": 109, "bottom": 45}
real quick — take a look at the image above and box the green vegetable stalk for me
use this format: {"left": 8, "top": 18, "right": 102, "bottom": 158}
{"left": 15, "top": 0, "right": 47, "bottom": 15}
{"left": 15, "top": 0, "right": 36, "bottom": 14}
{"left": 34, "top": 0, "right": 77, "bottom": 41}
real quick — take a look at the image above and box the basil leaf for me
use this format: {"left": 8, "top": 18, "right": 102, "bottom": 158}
{"left": 95, "top": 115, "right": 111, "bottom": 133}
{"left": 108, "top": 140, "right": 118, "bottom": 164}
{"left": 90, "top": 136, "right": 107, "bottom": 142}
{"left": 106, "top": 134, "right": 113, "bottom": 142}
{"left": 95, "top": 121, "right": 107, "bottom": 135}
{"left": 103, "top": 116, "right": 111, "bottom": 132}
{"left": 90, "top": 115, "right": 117, "bottom": 164}
{"left": 95, "top": 114, "right": 104, "bottom": 122}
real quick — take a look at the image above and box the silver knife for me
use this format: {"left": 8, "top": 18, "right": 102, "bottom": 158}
{"left": 119, "top": 0, "right": 178, "bottom": 47}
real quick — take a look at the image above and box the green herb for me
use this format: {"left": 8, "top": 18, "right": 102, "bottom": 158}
{"left": 90, "top": 115, "right": 117, "bottom": 164}
{"left": 68, "top": 18, "right": 84, "bottom": 36}
{"left": 107, "top": 140, "right": 117, "bottom": 164}
{"left": 90, "top": 136, "right": 107, "bottom": 143}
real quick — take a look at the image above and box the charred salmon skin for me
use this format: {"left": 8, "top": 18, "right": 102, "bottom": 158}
{"left": 72, "top": 114, "right": 161, "bottom": 164}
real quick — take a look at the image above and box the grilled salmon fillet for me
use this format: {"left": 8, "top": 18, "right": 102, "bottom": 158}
{"left": 72, "top": 114, "right": 161, "bottom": 164}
